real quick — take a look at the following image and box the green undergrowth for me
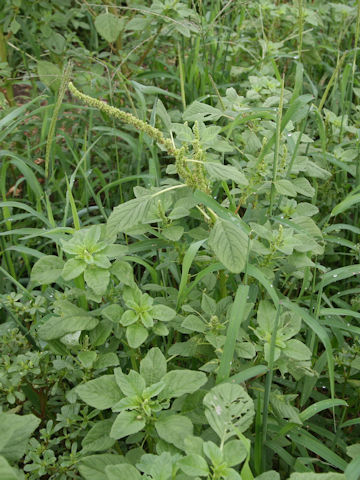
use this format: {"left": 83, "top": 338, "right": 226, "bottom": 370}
{"left": 1, "top": 1, "right": 360, "bottom": 479}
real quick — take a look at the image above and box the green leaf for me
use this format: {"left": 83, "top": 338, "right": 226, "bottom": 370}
{"left": 94, "top": 352, "right": 119, "bottom": 370}
{"left": 177, "top": 239, "right": 206, "bottom": 308}
{"left": 94, "top": 13, "right": 124, "bottom": 43}
{"left": 178, "top": 454, "right": 209, "bottom": 477}
{"left": 255, "top": 472, "right": 280, "bottom": 480}
{"left": 162, "top": 225, "right": 184, "bottom": 241}
{"left": 225, "top": 365, "right": 268, "bottom": 385}
{"left": 292, "top": 177, "right": 315, "bottom": 197}
{"left": 114, "top": 369, "right": 145, "bottom": 396}
{"left": 121, "top": 310, "right": 138, "bottom": 326}
{"left": 299, "top": 399, "right": 347, "bottom": 422}
{"left": 208, "top": 218, "right": 248, "bottom": 273}
{"left": 183, "top": 101, "right": 223, "bottom": 122}
{"left": 223, "top": 439, "right": 247, "bottom": 467}
{"left": 289, "top": 474, "right": 344, "bottom": 480}
{"left": 62, "top": 258, "right": 86, "bottom": 281}
{"left": 283, "top": 339, "right": 311, "bottom": 361}
{"left": 107, "top": 194, "right": 154, "bottom": 237}
{"left": 257, "top": 300, "right": 277, "bottom": 332}
{"left": 205, "top": 162, "right": 248, "bottom": 186}
{"left": 37, "top": 60, "right": 62, "bottom": 91}
{"left": 110, "top": 411, "right": 145, "bottom": 440}
{"left": 282, "top": 299, "right": 335, "bottom": 406}
{"left": 345, "top": 458, "right": 360, "bottom": 480}
{"left": 275, "top": 179, "right": 297, "bottom": 197}
{"left": 331, "top": 192, "right": 360, "bottom": 217}
{"left": 111, "top": 260, "right": 134, "bottom": 286}
{"left": 90, "top": 321, "right": 114, "bottom": 347}
{"left": 126, "top": 323, "right": 149, "bottom": 348}
{"left": 78, "top": 351, "right": 97, "bottom": 369}
{"left": 84, "top": 266, "right": 110, "bottom": 296}
{"left": 217, "top": 285, "right": 249, "bottom": 383}
{"left": 155, "top": 414, "right": 193, "bottom": 450}
{"left": 105, "top": 464, "right": 141, "bottom": 480}
{"left": 31, "top": 255, "right": 65, "bottom": 284}
{"left": 45, "top": 32, "right": 65, "bottom": 54}
{"left": 247, "top": 264, "right": 279, "bottom": 307}
{"left": 38, "top": 315, "right": 98, "bottom": 341}
{"left": 159, "top": 370, "right": 207, "bottom": 399}
{"left": 288, "top": 430, "right": 347, "bottom": 471}
{"left": 0, "top": 412, "right": 40, "bottom": 462}
{"left": 318, "top": 264, "right": 360, "bottom": 290}
{"left": 0, "top": 456, "right": 19, "bottom": 480}
{"left": 140, "top": 347, "right": 167, "bottom": 386}
{"left": 82, "top": 420, "right": 116, "bottom": 453}
{"left": 76, "top": 375, "right": 123, "bottom": 410}
{"left": 182, "top": 314, "right": 207, "bottom": 333}
{"left": 203, "top": 441, "right": 223, "bottom": 465}
{"left": 151, "top": 304, "right": 176, "bottom": 321}
{"left": 347, "top": 444, "right": 360, "bottom": 460}
{"left": 203, "top": 383, "right": 254, "bottom": 442}
{"left": 236, "top": 341, "right": 256, "bottom": 359}
{"left": 8, "top": 155, "right": 43, "bottom": 199}
{"left": 79, "top": 454, "right": 126, "bottom": 480}
{"left": 132, "top": 81, "right": 181, "bottom": 101}
{"left": 136, "top": 452, "right": 173, "bottom": 480}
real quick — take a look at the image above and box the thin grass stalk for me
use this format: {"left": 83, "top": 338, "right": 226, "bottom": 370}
{"left": 0, "top": 27, "right": 14, "bottom": 106}
{"left": 318, "top": 52, "right": 346, "bottom": 113}
{"left": 269, "top": 76, "right": 284, "bottom": 216}
{"left": 350, "top": 0, "right": 360, "bottom": 113}
{"left": 297, "top": 0, "right": 304, "bottom": 61}
{"left": 45, "top": 61, "right": 73, "bottom": 179}
{"left": 178, "top": 43, "right": 187, "bottom": 111}
{"left": 261, "top": 306, "right": 281, "bottom": 472}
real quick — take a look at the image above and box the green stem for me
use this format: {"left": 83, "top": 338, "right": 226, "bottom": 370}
{"left": 0, "top": 27, "right": 14, "bottom": 106}
{"left": 261, "top": 307, "right": 281, "bottom": 472}
{"left": 74, "top": 274, "right": 88, "bottom": 311}
{"left": 269, "top": 77, "right": 284, "bottom": 216}
{"left": 297, "top": 0, "right": 304, "bottom": 60}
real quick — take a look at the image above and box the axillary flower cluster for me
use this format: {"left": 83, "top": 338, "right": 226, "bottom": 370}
{"left": 68, "top": 82, "right": 210, "bottom": 193}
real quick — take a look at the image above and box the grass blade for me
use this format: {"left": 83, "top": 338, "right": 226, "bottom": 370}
{"left": 216, "top": 285, "right": 249, "bottom": 384}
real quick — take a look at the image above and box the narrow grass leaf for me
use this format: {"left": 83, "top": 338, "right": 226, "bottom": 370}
{"left": 177, "top": 239, "right": 205, "bottom": 308}
{"left": 289, "top": 430, "right": 347, "bottom": 470}
{"left": 217, "top": 285, "right": 249, "bottom": 384}
{"left": 300, "top": 399, "right": 348, "bottom": 422}
{"left": 224, "top": 365, "right": 268, "bottom": 386}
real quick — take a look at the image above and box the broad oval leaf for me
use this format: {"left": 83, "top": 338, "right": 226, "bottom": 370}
{"left": 183, "top": 101, "right": 223, "bottom": 122}
{"left": 105, "top": 464, "right": 141, "bottom": 480}
{"left": 203, "top": 383, "right": 254, "bottom": 441}
{"left": 110, "top": 410, "right": 145, "bottom": 440}
{"left": 159, "top": 369, "right": 207, "bottom": 400}
{"left": 140, "top": 347, "right": 167, "bottom": 386}
{"left": 76, "top": 375, "right": 123, "bottom": 410}
{"left": 94, "top": 13, "right": 124, "bottom": 43}
{"left": 39, "top": 315, "right": 98, "bottom": 341}
{"left": 208, "top": 218, "right": 248, "bottom": 273}
{"left": 155, "top": 414, "right": 193, "bottom": 450}
{"left": 31, "top": 255, "right": 65, "bottom": 285}
{"left": 107, "top": 194, "right": 153, "bottom": 237}
{"left": 205, "top": 162, "right": 248, "bottom": 186}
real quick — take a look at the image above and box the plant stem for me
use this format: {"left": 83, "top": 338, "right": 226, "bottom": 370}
{"left": 0, "top": 27, "right": 14, "bottom": 106}
{"left": 269, "top": 76, "right": 284, "bottom": 216}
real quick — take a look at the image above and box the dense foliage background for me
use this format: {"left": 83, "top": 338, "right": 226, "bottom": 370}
{"left": 1, "top": 1, "right": 360, "bottom": 479}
